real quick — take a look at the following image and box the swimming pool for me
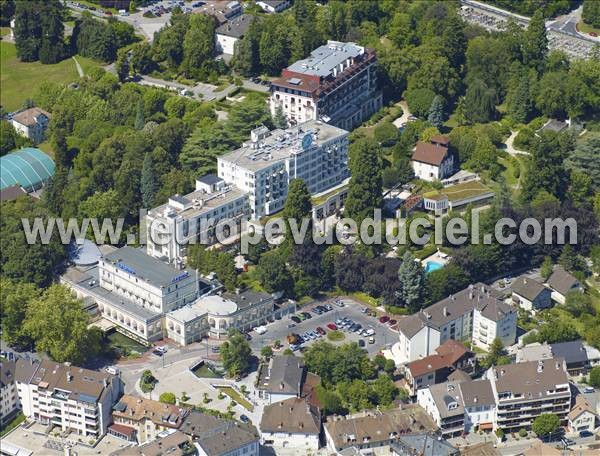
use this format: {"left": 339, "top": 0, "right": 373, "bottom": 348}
{"left": 424, "top": 261, "right": 443, "bottom": 274}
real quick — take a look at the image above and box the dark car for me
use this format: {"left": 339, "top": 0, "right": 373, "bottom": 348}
{"left": 291, "top": 316, "right": 301, "bottom": 323}
{"left": 244, "top": 333, "right": 252, "bottom": 341}
{"left": 579, "top": 430, "right": 593, "bottom": 438}
{"left": 240, "top": 414, "right": 250, "bottom": 423}
{"left": 316, "top": 327, "right": 326, "bottom": 336}
{"left": 301, "top": 311, "right": 312, "bottom": 319}
{"left": 379, "top": 316, "right": 390, "bottom": 324}
{"left": 313, "top": 307, "right": 323, "bottom": 315}
{"left": 388, "top": 319, "right": 397, "bottom": 326}
{"left": 358, "top": 339, "right": 365, "bottom": 347}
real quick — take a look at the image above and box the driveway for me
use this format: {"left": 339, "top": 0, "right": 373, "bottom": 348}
{"left": 248, "top": 298, "right": 399, "bottom": 357}
{"left": 502, "top": 131, "right": 530, "bottom": 156}
{"left": 392, "top": 100, "right": 411, "bottom": 129}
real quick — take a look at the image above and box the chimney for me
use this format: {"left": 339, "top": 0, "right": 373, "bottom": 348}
{"left": 469, "top": 292, "right": 474, "bottom": 300}
{"left": 443, "top": 307, "right": 448, "bottom": 316}
{"left": 66, "top": 371, "right": 73, "bottom": 382}
{"left": 524, "top": 278, "right": 527, "bottom": 284}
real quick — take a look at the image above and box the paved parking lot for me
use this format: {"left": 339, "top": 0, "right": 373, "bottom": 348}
{"left": 248, "top": 298, "right": 398, "bottom": 357}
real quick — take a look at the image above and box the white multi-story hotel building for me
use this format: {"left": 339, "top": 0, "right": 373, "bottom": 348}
{"left": 393, "top": 284, "right": 517, "bottom": 365}
{"left": 146, "top": 176, "right": 250, "bottom": 262}
{"left": 269, "top": 41, "right": 382, "bottom": 130}
{"left": 62, "top": 246, "right": 204, "bottom": 344}
{"left": 217, "top": 121, "right": 349, "bottom": 218}
{"left": 14, "top": 359, "right": 123, "bottom": 439}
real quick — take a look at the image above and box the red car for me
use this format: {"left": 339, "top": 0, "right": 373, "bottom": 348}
{"left": 388, "top": 319, "right": 397, "bottom": 326}
{"left": 316, "top": 327, "right": 326, "bottom": 336}
{"left": 326, "top": 323, "right": 337, "bottom": 331}
{"left": 379, "top": 316, "right": 390, "bottom": 324}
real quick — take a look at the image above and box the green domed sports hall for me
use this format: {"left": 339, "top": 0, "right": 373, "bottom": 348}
{"left": 0, "top": 147, "right": 55, "bottom": 193}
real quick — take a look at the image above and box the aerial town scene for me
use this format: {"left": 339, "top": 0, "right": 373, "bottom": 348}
{"left": 0, "top": 0, "right": 599, "bottom": 455}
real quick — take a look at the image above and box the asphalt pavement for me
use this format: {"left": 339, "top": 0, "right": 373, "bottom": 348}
{"left": 248, "top": 298, "right": 398, "bottom": 356}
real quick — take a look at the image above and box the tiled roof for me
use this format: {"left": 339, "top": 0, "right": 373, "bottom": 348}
{"left": 11, "top": 107, "right": 50, "bottom": 127}
{"left": 112, "top": 395, "right": 187, "bottom": 428}
{"left": 411, "top": 141, "right": 449, "bottom": 166}
{"left": 260, "top": 397, "right": 321, "bottom": 434}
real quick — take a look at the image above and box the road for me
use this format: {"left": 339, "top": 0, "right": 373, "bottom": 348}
{"left": 137, "top": 74, "right": 268, "bottom": 102}
{"left": 502, "top": 131, "right": 530, "bottom": 157}
{"left": 392, "top": 100, "right": 411, "bottom": 129}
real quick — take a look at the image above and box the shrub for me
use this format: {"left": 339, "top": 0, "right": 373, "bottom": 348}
{"left": 589, "top": 366, "right": 600, "bottom": 388}
{"left": 159, "top": 392, "right": 177, "bottom": 404}
{"left": 519, "top": 428, "right": 527, "bottom": 437}
{"left": 495, "top": 428, "right": 504, "bottom": 440}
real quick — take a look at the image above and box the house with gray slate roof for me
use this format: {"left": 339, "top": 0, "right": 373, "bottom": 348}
{"left": 511, "top": 276, "right": 552, "bottom": 313}
{"left": 546, "top": 266, "right": 582, "bottom": 304}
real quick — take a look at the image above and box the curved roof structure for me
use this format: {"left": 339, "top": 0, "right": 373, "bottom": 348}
{"left": 0, "top": 147, "right": 55, "bottom": 192}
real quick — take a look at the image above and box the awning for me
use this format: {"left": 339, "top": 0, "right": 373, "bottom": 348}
{"left": 479, "top": 422, "right": 493, "bottom": 430}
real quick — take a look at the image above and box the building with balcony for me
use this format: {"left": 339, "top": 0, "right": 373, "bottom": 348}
{"left": 146, "top": 175, "right": 250, "bottom": 262}
{"left": 0, "top": 359, "right": 20, "bottom": 426}
{"left": 323, "top": 406, "right": 437, "bottom": 453}
{"left": 487, "top": 358, "right": 571, "bottom": 433}
{"left": 217, "top": 121, "right": 349, "bottom": 219}
{"left": 110, "top": 395, "right": 189, "bottom": 444}
{"left": 14, "top": 360, "right": 123, "bottom": 439}
{"left": 269, "top": 41, "right": 382, "bottom": 131}
{"left": 567, "top": 395, "right": 597, "bottom": 434}
{"left": 417, "top": 381, "right": 465, "bottom": 438}
{"left": 393, "top": 283, "right": 517, "bottom": 365}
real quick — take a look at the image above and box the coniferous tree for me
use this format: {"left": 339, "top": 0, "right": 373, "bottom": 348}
{"left": 115, "top": 49, "right": 130, "bottom": 83}
{"left": 345, "top": 139, "right": 382, "bottom": 222}
{"left": 273, "top": 104, "right": 287, "bottom": 129}
{"left": 397, "top": 251, "right": 425, "bottom": 312}
{"left": 14, "top": 1, "right": 64, "bottom": 63}
{"left": 140, "top": 152, "right": 158, "bottom": 208}
{"left": 135, "top": 101, "right": 145, "bottom": 130}
{"left": 523, "top": 10, "right": 548, "bottom": 69}
{"left": 508, "top": 74, "right": 533, "bottom": 123}
{"left": 427, "top": 96, "right": 444, "bottom": 129}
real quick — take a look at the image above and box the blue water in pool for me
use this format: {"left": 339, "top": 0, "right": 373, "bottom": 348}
{"left": 425, "top": 261, "right": 443, "bottom": 274}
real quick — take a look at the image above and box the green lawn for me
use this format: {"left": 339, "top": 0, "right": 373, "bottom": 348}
{"left": 578, "top": 21, "right": 600, "bottom": 35}
{"left": 1, "top": 42, "right": 100, "bottom": 112}
{"left": 327, "top": 330, "right": 345, "bottom": 342}
{"left": 217, "top": 387, "right": 253, "bottom": 411}
{"left": 424, "top": 180, "right": 494, "bottom": 202}
{"left": 0, "top": 413, "right": 25, "bottom": 437}
{"left": 0, "top": 27, "right": 10, "bottom": 36}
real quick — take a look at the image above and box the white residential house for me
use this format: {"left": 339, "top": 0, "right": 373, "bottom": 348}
{"left": 0, "top": 360, "right": 20, "bottom": 425}
{"left": 546, "top": 266, "right": 582, "bottom": 304}
{"left": 459, "top": 380, "right": 495, "bottom": 434}
{"left": 472, "top": 296, "right": 517, "bottom": 350}
{"left": 511, "top": 276, "right": 552, "bottom": 313}
{"left": 215, "top": 14, "right": 253, "bottom": 55}
{"left": 257, "top": 356, "right": 306, "bottom": 404}
{"left": 567, "top": 395, "right": 597, "bottom": 434}
{"left": 10, "top": 107, "right": 50, "bottom": 144}
{"left": 411, "top": 136, "right": 454, "bottom": 182}
{"left": 417, "top": 382, "right": 465, "bottom": 438}
{"left": 256, "top": 0, "right": 291, "bottom": 13}
{"left": 259, "top": 397, "right": 321, "bottom": 452}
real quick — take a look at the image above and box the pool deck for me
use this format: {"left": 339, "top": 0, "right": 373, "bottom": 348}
{"left": 421, "top": 250, "right": 451, "bottom": 268}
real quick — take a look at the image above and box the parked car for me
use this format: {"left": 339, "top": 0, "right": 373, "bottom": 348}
{"left": 240, "top": 415, "right": 250, "bottom": 423}
{"left": 290, "top": 344, "right": 300, "bottom": 351}
{"left": 287, "top": 323, "right": 296, "bottom": 328}
{"left": 388, "top": 319, "right": 397, "bottom": 326}
{"left": 379, "top": 316, "right": 390, "bottom": 324}
{"left": 358, "top": 339, "right": 365, "bottom": 347}
{"left": 583, "top": 386, "right": 595, "bottom": 393}
{"left": 368, "top": 337, "right": 375, "bottom": 344}
{"left": 316, "top": 327, "right": 326, "bottom": 336}
{"left": 291, "top": 316, "right": 301, "bottom": 323}
{"left": 579, "top": 430, "right": 593, "bottom": 438}
{"left": 105, "top": 366, "right": 120, "bottom": 375}
{"left": 313, "top": 307, "right": 323, "bottom": 315}
{"left": 244, "top": 333, "right": 252, "bottom": 341}
{"left": 335, "top": 300, "right": 345, "bottom": 307}
{"left": 211, "top": 346, "right": 220, "bottom": 353}
{"left": 324, "top": 304, "right": 332, "bottom": 311}
{"left": 364, "top": 329, "right": 375, "bottom": 336}
{"left": 327, "top": 323, "right": 338, "bottom": 331}
{"left": 362, "top": 307, "right": 369, "bottom": 313}
{"left": 301, "top": 311, "right": 312, "bottom": 319}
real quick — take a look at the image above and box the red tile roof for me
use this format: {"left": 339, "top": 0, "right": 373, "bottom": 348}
{"left": 407, "top": 340, "right": 470, "bottom": 377}
{"left": 109, "top": 423, "right": 136, "bottom": 437}
{"left": 411, "top": 142, "right": 449, "bottom": 166}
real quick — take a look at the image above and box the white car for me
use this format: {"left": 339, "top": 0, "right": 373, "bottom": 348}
{"left": 105, "top": 366, "right": 120, "bottom": 375}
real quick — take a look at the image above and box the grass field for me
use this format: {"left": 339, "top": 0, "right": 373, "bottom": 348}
{"left": 424, "top": 180, "right": 494, "bottom": 202}
{"left": 578, "top": 21, "right": 600, "bottom": 35}
{"left": 216, "top": 387, "right": 253, "bottom": 411}
{"left": 1, "top": 41, "right": 100, "bottom": 112}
